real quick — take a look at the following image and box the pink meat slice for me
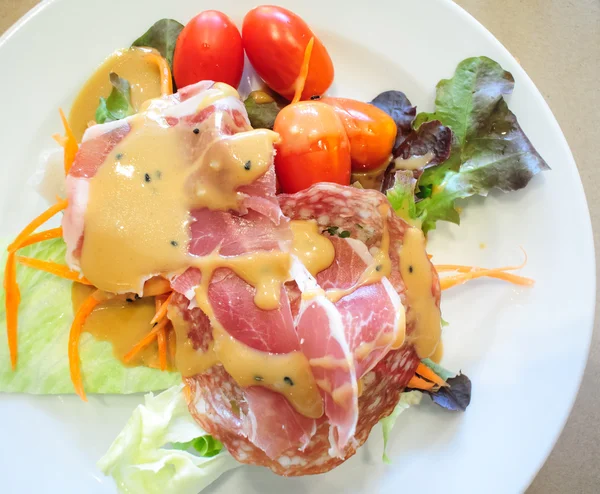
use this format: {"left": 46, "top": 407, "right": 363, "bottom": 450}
{"left": 62, "top": 80, "right": 255, "bottom": 272}
{"left": 185, "top": 183, "right": 439, "bottom": 475}
{"left": 290, "top": 223, "right": 403, "bottom": 455}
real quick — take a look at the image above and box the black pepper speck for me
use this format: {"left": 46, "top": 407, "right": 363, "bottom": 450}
{"left": 283, "top": 376, "right": 294, "bottom": 386}
{"left": 193, "top": 128, "right": 200, "bottom": 135}
{"left": 144, "top": 173, "right": 151, "bottom": 183}
{"left": 409, "top": 265, "right": 414, "bottom": 273}
{"left": 244, "top": 160, "right": 252, "bottom": 171}
{"left": 116, "top": 153, "right": 124, "bottom": 160}
{"left": 170, "top": 240, "right": 179, "bottom": 247}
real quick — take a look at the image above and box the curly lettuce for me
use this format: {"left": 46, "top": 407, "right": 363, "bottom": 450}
{"left": 413, "top": 56, "right": 550, "bottom": 232}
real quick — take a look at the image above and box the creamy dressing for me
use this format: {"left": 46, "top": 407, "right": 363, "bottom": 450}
{"left": 393, "top": 151, "right": 435, "bottom": 171}
{"left": 398, "top": 227, "right": 441, "bottom": 358}
{"left": 290, "top": 220, "right": 335, "bottom": 277}
{"left": 69, "top": 48, "right": 163, "bottom": 141}
{"left": 71, "top": 283, "right": 165, "bottom": 368}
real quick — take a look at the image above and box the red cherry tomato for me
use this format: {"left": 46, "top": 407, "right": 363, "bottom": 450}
{"left": 173, "top": 11, "right": 244, "bottom": 89}
{"left": 242, "top": 6, "right": 334, "bottom": 100}
{"left": 320, "top": 97, "right": 397, "bottom": 171}
{"left": 273, "top": 101, "right": 351, "bottom": 193}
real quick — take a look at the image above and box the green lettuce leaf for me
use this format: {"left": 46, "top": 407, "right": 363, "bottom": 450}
{"left": 386, "top": 170, "right": 419, "bottom": 223}
{"left": 0, "top": 238, "right": 180, "bottom": 393}
{"left": 380, "top": 390, "right": 423, "bottom": 463}
{"left": 414, "top": 56, "right": 550, "bottom": 233}
{"left": 132, "top": 19, "right": 184, "bottom": 70}
{"left": 244, "top": 91, "right": 286, "bottom": 130}
{"left": 95, "top": 73, "right": 135, "bottom": 124}
{"left": 98, "top": 384, "right": 239, "bottom": 494}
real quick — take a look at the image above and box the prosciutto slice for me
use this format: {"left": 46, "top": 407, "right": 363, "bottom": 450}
{"left": 62, "top": 80, "right": 252, "bottom": 271}
{"left": 183, "top": 183, "right": 440, "bottom": 475}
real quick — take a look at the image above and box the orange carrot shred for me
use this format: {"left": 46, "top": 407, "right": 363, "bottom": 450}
{"left": 416, "top": 362, "right": 448, "bottom": 388}
{"left": 8, "top": 199, "right": 68, "bottom": 252}
{"left": 16, "top": 256, "right": 92, "bottom": 285}
{"left": 144, "top": 51, "right": 173, "bottom": 96}
{"left": 157, "top": 324, "right": 168, "bottom": 371}
{"left": 17, "top": 227, "right": 63, "bottom": 249}
{"left": 440, "top": 269, "right": 534, "bottom": 291}
{"left": 123, "top": 318, "right": 169, "bottom": 364}
{"left": 69, "top": 291, "right": 101, "bottom": 401}
{"left": 151, "top": 292, "right": 173, "bottom": 325}
{"left": 291, "top": 37, "right": 315, "bottom": 104}
{"left": 407, "top": 375, "right": 437, "bottom": 391}
{"left": 4, "top": 251, "right": 20, "bottom": 370}
{"left": 436, "top": 250, "right": 533, "bottom": 291}
{"left": 58, "top": 108, "right": 79, "bottom": 174}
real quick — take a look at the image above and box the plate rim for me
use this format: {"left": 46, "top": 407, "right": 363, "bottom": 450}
{"left": 0, "top": 0, "right": 596, "bottom": 491}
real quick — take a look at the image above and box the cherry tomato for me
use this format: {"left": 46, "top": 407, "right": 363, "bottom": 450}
{"left": 173, "top": 11, "right": 244, "bottom": 89}
{"left": 242, "top": 6, "right": 334, "bottom": 100}
{"left": 273, "top": 101, "right": 351, "bottom": 193}
{"left": 320, "top": 97, "right": 397, "bottom": 171}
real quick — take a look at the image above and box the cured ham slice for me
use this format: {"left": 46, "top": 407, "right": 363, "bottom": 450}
{"left": 183, "top": 183, "right": 440, "bottom": 475}
{"left": 62, "top": 80, "right": 254, "bottom": 275}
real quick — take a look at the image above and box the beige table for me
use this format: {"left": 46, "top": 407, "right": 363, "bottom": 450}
{"left": 1, "top": 0, "right": 599, "bottom": 492}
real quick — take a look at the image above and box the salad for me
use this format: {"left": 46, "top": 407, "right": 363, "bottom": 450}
{"left": 0, "top": 5, "right": 548, "bottom": 493}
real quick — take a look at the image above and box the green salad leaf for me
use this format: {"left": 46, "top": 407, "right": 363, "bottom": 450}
{"left": 413, "top": 56, "right": 550, "bottom": 233}
{"left": 0, "top": 238, "right": 180, "bottom": 394}
{"left": 132, "top": 19, "right": 184, "bottom": 70}
{"left": 386, "top": 170, "right": 419, "bottom": 223}
{"left": 95, "top": 73, "right": 135, "bottom": 124}
{"left": 172, "top": 435, "right": 223, "bottom": 457}
{"left": 98, "top": 384, "right": 239, "bottom": 494}
{"left": 380, "top": 390, "right": 423, "bottom": 463}
{"left": 244, "top": 91, "right": 286, "bottom": 130}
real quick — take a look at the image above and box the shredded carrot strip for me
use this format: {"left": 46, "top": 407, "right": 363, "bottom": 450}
{"left": 58, "top": 108, "right": 79, "bottom": 174}
{"left": 151, "top": 292, "right": 173, "bottom": 325}
{"left": 17, "top": 227, "right": 63, "bottom": 249}
{"left": 123, "top": 318, "right": 169, "bottom": 364}
{"left": 291, "top": 37, "right": 315, "bottom": 104}
{"left": 157, "top": 324, "right": 168, "bottom": 371}
{"left": 154, "top": 294, "right": 169, "bottom": 371}
{"left": 415, "top": 362, "right": 448, "bottom": 388}
{"left": 145, "top": 51, "right": 173, "bottom": 96}
{"left": 16, "top": 257, "right": 92, "bottom": 285}
{"left": 143, "top": 276, "right": 172, "bottom": 297}
{"left": 436, "top": 250, "right": 533, "bottom": 291}
{"left": 4, "top": 251, "right": 20, "bottom": 370}
{"left": 8, "top": 199, "right": 68, "bottom": 252}
{"left": 440, "top": 269, "right": 534, "bottom": 291}
{"left": 407, "top": 375, "right": 437, "bottom": 391}
{"left": 69, "top": 291, "right": 101, "bottom": 401}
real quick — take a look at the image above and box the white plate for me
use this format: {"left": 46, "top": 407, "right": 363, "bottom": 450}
{"left": 0, "top": 0, "right": 595, "bottom": 492}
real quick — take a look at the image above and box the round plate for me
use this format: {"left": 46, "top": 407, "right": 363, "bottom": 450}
{"left": 1, "top": 0, "right": 595, "bottom": 492}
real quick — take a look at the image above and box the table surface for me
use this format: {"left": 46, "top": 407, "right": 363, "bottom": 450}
{"left": 1, "top": 0, "right": 599, "bottom": 492}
